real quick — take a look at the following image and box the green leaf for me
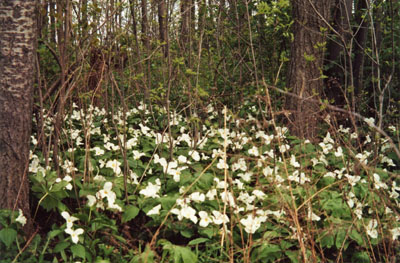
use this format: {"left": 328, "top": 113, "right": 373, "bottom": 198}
{"left": 0, "top": 227, "right": 17, "bottom": 247}
{"left": 175, "top": 246, "right": 197, "bottom": 263}
{"left": 71, "top": 244, "right": 86, "bottom": 259}
{"left": 54, "top": 241, "right": 70, "bottom": 253}
{"left": 188, "top": 238, "right": 210, "bottom": 245}
{"left": 180, "top": 229, "right": 193, "bottom": 238}
{"left": 122, "top": 205, "right": 140, "bottom": 223}
{"left": 319, "top": 232, "right": 334, "bottom": 248}
{"left": 349, "top": 229, "right": 364, "bottom": 246}
{"left": 335, "top": 229, "right": 346, "bottom": 249}
{"left": 351, "top": 251, "right": 370, "bottom": 263}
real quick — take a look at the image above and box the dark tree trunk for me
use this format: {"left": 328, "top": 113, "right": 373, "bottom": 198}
{"left": 286, "top": 0, "right": 335, "bottom": 139}
{"left": 158, "top": 0, "right": 168, "bottom": 57}
{"left": 352, "top": 0, "right": 369, "bottom": 107}
{"left": 0, "top": 0, "right": 37, "bottom": 235}
{"left": 325, "top": 0, "right": 352, "bottom": 106}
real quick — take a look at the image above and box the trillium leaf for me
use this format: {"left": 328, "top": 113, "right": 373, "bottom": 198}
{"left": 188, "top": 238, "right": 209, "bottom": 245}
{"left": 122, "top": 205, "right": 140, "bottom": 223}
{"left": 0, "top": 228, "right": 17, "bottom": 248}
{"left": 71, "top": 244, "right": 86, "bottom": 259}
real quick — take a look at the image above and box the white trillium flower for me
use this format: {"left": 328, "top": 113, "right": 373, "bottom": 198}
{"left": 16, "top": 209, "right": 27, "bottom": 226}
{"left": 366, "top": 219, "right": 378, "bottom": 239}
{"left": 147, "top": 204, "right": 162, "bottom": 216}
{"left": 106, "top": 159, "right": 122, "bottom": 175}
{"left": 65, "top": 228, "right": 84, "bottom": 244}
{"left": 87, "top": 195, "right": 97, "bottom": 207}
{"left": 61, "top": 211, "right": 78, "bottom": 229}
{"left": 98, "top": 182, "right": 117, "bottom": 204}
{"left": 198, "top": 211, "right": 212, "bottom": 227}
{"left": 248, "top": 146, "right": 259, "bottom": 156}
{"left": 211, "top": 211, "right": 229, "bottom": 225}
{"left": 290, "top": 155, "right": 300, "bottom": 168}
{"left": 390, "top": 227, "right": 400, "bottom": 241}
{"left": 240, "top": 214, "right": 261, "bottom": 234}
{"left": 139, "top": 179, "right": 161, "bottom": 198}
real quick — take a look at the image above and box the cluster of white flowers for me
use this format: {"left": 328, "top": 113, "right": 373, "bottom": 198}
{"left": 86, "top": 182, "right": 122, "bottom": 212}
{"left": 61, "top": 211, "right": 84, "bottom": 244}
{"left": 139, "top": 179, "right": 161, "bottom": 198}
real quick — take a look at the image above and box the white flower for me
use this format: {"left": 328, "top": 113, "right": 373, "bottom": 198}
{"left": 252, "top": 190, "right": 266, "bottom": 200}
{"left": 279, "top": 144, "right": 290, "bottom": 153}
{"left": 323, "top": 132, "right": 334, "bottom": 144}
{"left": 65, "top": 228, "right": 84, "bottom": 244}
{"left": 108, "top": 202, "right": 122, "bottom": 212}
{"left": 373, "top": 173, "right": 388, "bottom": 189}
{"left": 171, "top": 205, "right": 198, "bottom": 224}
{"left": 308, "top": 207, "right": 321, "bottom": 221}
{"left": 345, "top": 174, "right": 361, "bottom": 186}
{"left": 238, "top": 172, "right": 253, "bottom": 182}
{"left": 240, "top": 214, "right": 261, "bottom": 234}
{"left": 319, "top": 142, "right": 333, "bottom": 154}
{"left": 334, "top": 146, "right": 343, "bottom": 157}
{"left": 206, "top": 189, "right": 217, "bottom": 200}
{"left": 106, "top": 159, "right": 122, "bottom": 175}
{"left": 189, "top": 150, "right": 201, "bottom": 161}
{"left": 248, "top": 146, "right": 259, "bottom": 156}
{"left": 139, "top": 179, "right": 161, "bottom": 198}
{"left": 232, "top": 158, "right": 247, "bottom": 172}
{"left": 126, "top": 138, "right": 138, "bottom": 149}
{"left": 366, "top": 219, "right": 378, "bottom": 239}
{"left": 62, "top": 160, "right": 78, "bottom": 174}
{"left": 364, "top": 117, "right": 375, "bottom": 127}
{"left": 198, "top": 211, "right": 212, "bottom": 227}
{"left": 190, "top": 192, "right": 205, "bottom": 203}
{"left": 211, "top": 211, "right": 229, "bottom": 225}
{"left": 15, "top": 209, "right": 27, "bottom": 226}
{"left": 132, "top": 150, "right": 145, "bottom": 160}
{"left": 263, "top": 166, "right": 274, "bottom": 177}
{"left": 63, "top": 175, "right": 73, "bottom": 190}
{"left": 178, "top": 155, "right": 187, "bottom": 164}
{"left": 61, "top": 211, "right": 78, "bottom": 229}
{"left": 92, "top": 146, "right": 105, "bottom": 156}
{"left": 390, "top": 227, "right": 400, "bottom": 240}
{"left": 220, "top": 192, "right": 236, "bottom": 207}
{"left": 98, "top": 182, "right": 117, "bottom": 204}
{"left": 290, "top": 155, "right": 300, "bottom": 168}
{"left": 216, "top": 158, "right": 229, "bottom": 169}
{"left": 87, "top": 195, "right": 97, "bottom": 207}
{"left": 147, "top": 204, "right": 162, "bottom": 216}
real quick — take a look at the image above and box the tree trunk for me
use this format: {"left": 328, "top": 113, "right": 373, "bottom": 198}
{"left": 158, "top": 0, "right": 168, "bottom": 57}
{"left": 0, "top": 0, "right": 36, "bottom": 235}
{"left": 325, "top": 0, "right": 352, "bottom": 106}
{"left": 352, "top": 0, "right": 368, "bottom": 108}
{"left": 286, "top": 0, "right": 335, "bottom": 139}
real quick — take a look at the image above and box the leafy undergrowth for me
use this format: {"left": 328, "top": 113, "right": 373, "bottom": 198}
{"left": 1, "top": 102, "right": 400, "bottom": 262}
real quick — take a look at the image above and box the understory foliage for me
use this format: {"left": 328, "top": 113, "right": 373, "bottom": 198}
{"left": 1, "top": 101, "right": 399, "bottom": 262}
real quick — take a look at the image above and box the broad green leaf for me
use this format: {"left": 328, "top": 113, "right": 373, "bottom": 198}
{"left": 351, "top": 251, "right": 370, "bottom": 263}
{"left": 0, "top": 228, "right": 17, "bottom": 247}
{"left": 335, "top": 229, "right": 346, "bottom": 249}
{"left": 122, "top": 205, "right": 140, "bottom": 223}
{"left": 175, "top": 246, "right": 197, "bottom": 263}
{"left": 349, "top": 229, "right": 364, "bottom": 246}
{"left": 188, "top": 238, "right": 210, "bottom": 245}
{"left": 54, "top": 241, "right": 69, "bottom": 253}
{"left": 71, "top": 244, "right": 86, "bottom": 259}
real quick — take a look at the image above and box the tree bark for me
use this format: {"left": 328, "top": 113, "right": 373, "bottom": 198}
{"left": 325, "top": 0, "right": 352, "bottom": 106}
{"left": 352, "top": 0, "right": 368, "bottom": 106}
{"left": 286, "top": 0, "right": 335, "bottom": 139}
{"left": 158, "top": 0, "right": 168, "bottom": 57}
{"left": 0, "top": 0, "right": 37, "bottom": 235}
